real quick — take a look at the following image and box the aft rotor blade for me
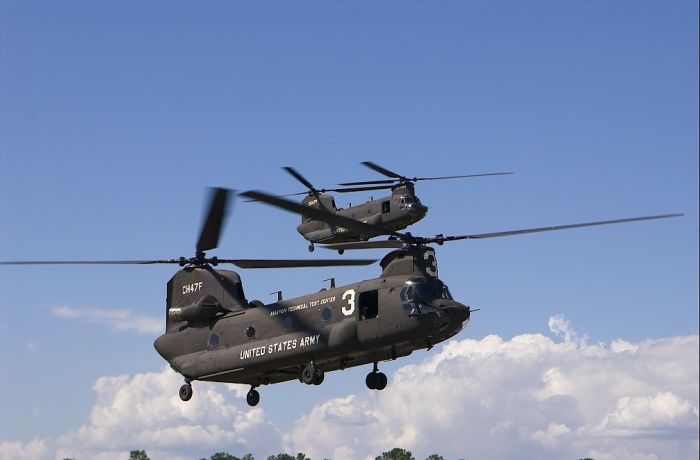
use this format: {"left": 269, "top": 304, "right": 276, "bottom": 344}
{"left": 241, "top": 190, "right": 406, "bottom": 240}
{"left": 283, "top": 166, "right": 316, "bottom": 192}
{"left": 320, "top": 240, "right": 405, "bottom": 251}
{"left": 221, "top": 259, "right": 377, "bottom": 269}
{"left": 415, "top": 171, "right": 515, "bottom": 181}
{"left": 361, "top": 161, "right": 404, "bottom": 179}
{"left": 436, "top": 213, "right": 684, "bottom": 242}
{"left": 196, "top": 188, "right": 231, "bottom": 254}
{"left": 0, "top": 259, "right": 182, "bottom": 265}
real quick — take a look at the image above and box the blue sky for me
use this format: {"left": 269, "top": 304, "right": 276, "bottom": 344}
{"left": 0, "top": 1, "right": 697, "bottom": 459}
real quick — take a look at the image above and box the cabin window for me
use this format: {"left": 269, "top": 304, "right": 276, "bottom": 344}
{"left": 359, "top": 290, "right": 378, "bottom": 320}
{"left": 245, "top": 325, "right": 256, "bottom": 340}
{"left": 382, "top": 201, "right": 390, "bottom": 213}
{"left": 322, "top": 307, "right": 332, "bottom": 321}
{"left": 208, "top": 333, "right": 220, "bottom": 348}
{"left": 283, "top": 316, "right": 294, "bottom": 330}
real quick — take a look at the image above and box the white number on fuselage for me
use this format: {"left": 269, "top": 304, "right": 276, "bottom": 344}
{"left": 341, "top": 289, "right": 356, "bottom": 316}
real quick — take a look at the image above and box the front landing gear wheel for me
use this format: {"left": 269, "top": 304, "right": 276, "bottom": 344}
{"left": 313, "top": 367, "right": 325, "bottom": 385}
{"left": 366, "top": 372, "right": 378, "bottom": 390}
{"left": 301, "top": 363, "right": 324, "bottom": 385}
{"left": 246, "top": 388, "right": 260, "bottom": 407}
{"left": 365, "top": 372, "right": 387, "bottom": 390}
{"left": 308, "top": 243, "right": 315, "bottom": 252}
{"left": 179, "top": 383, "right": 193, "bottom": 401}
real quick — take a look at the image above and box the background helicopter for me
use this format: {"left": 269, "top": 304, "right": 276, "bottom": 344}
{"left": 268, "top": 162, "right": 513, "bottom": 252}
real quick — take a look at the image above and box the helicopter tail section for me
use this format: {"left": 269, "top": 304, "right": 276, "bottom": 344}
{"left": 165, "top": 266, "right": 247, "bottom": 332}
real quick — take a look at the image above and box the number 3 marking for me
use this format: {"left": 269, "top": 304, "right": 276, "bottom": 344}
{"left": 341, "top": 289, "right": 356, "bottom": 316}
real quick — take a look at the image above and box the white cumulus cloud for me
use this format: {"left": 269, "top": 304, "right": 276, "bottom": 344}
{"left": 1, "top": 316, "right": 697, "bottom": 460}
{"left": 50, "top": 305, "right": 162, "bottom": 335}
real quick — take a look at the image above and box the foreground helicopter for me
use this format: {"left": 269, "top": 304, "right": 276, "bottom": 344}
{"left": 271, "top": 162, "right": 513, "bottom": 252}
{"left": 1, "top": 188, "right": 682, "bottom": 408}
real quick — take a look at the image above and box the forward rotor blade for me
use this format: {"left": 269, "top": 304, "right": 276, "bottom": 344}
{"left": 361, "top": 161, "right": 404, "bottom": 179}
{"left": 283, "top": 166, "right": 316, "bottom": 192}
{"left": 320, "top": 240, "right": 405, "bottom": 251}
{"left": 338, "top": 179, "right": 397, "bottom": 186}
{"left": 415, "top": 171, "right": 515, "bottom": 181}
{"left": 196, "top": 188, "right": 231, "bottom": 254}
{"left": 335, "top": 185, "right": 395, "bottom": 193}
{"left": 338, "top": 171, "right": 514, "bottom": 186}
{"left": 241, "top": 190, "right": 405, "bottom": 240}
{"left": 434, "top": 213, "right": 684, "bottom": 242}
{"left": 220, "top": 259, "right": 377, "bottom": 269}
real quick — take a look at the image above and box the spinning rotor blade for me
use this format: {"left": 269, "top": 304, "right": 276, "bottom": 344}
{"left": 415, "top": 171, "right": 515, "bottom": 181}
{"left": 321, "top": 240, "right": 405, "bottom": 251}
{"left": 0, "top": 260, "right": 182, "bottom": 265}
{"left": 283, "top": 166, "right": 317, "bottom": 192}
{"left": 0, "top": 258, "right": 377, "bottom": 268}
{"left": 196, "top": 188, "right": 231, "bottom": 254}
{"left": 430, "top": 213, "right": 684, "bottom": 242}
{"left": 339, "top": 161, "right": 514, "bottom": 186}
{"left": 334, "top": 184, "right": 395, "bottom": 193}
{"left": 240, "top": 190, "right": 406, "bottom": 240}
{"left": 222, "top": 259, "right": 376, "bottom": 269}
{"left": 361, "top": 161, "right": 404, "bottom": 179}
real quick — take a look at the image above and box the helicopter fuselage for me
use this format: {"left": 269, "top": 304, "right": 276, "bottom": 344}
{"left": 296, "top": 184, "right": 428, "bottom": 246}
{"left": 153, "top": 247, "right": 470, "bottom": 389}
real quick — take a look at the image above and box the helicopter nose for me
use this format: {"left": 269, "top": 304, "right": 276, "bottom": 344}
{"left": 442, "top": 301, "right": 471, "bottom": 324}
{"left": 408, "top": 203, "right": 428, "bottom": 217}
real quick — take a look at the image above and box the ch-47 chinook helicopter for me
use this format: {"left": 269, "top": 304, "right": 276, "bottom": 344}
{"left": 271, "top": 162, "right": 513, "bottom": 253}
{"left": 237, "top": 189, "right": 682, "bottom": 405}
{"left": 1, "top": 188, "right": 683, "bottom": 409}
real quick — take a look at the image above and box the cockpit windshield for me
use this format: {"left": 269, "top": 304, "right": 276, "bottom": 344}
{"left": 440, "top": 284, "right": 453, "bottom": 300}
{"left": 402, "top": 279, "right": 453, "bottom": 302}
{"left": 402, "top": 279, "right": 433, "bottom": 302}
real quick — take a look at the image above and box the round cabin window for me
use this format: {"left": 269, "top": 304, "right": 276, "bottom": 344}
{"left": 322, "top": 308, "right": 332, "bottom": 321}
{"left": 245, "top": 325, "right": 256, "bottom": 339}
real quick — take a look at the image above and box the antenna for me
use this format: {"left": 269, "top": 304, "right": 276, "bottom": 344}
{"left": 323, "top": 277, "right": 336, "bottom": 288}
{"left": 270, "top": 290, "right": 283, "bottom": 301}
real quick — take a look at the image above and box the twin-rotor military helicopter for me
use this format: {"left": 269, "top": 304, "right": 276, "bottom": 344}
{"left": 252, "top": 161, "right": 514, "bottom": 253}
{"left": 0, "top": 169, "right": 683, "bottom": 407}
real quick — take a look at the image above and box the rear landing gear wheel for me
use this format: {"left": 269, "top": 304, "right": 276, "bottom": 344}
{"left": 246, "top": 388, "right": 260, "bottom": 407}
{"left": 308, "top": 243, "right": 315, "bottom": 252}
{"left": 179, "top": 383, "right": 193, "bottom": 401}
{"left": 337, "top": 249, "right": 345, "bottom": 255}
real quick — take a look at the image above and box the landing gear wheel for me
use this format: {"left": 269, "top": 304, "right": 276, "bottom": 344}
{"left": 179, "top": 383, "right": 193, "bottom": 401}
{"left": 301, "top": 363, "right": 316, "bottom": 385}
{"left": 246, "top": 388, "right": 260, "bottom": 407}
{"left": 365, "top": 372, "right": 378, "bottom": 390}
{"left": 376, "top": 372, "right": 388, "bottom": 390}
{"left": 308, "top": 243, "right": 315, "bottom": 252}
{"left": 312, "top": 367, "right": 325, "bottom": 385}
{"left": 337, "top": 249, "right": 345, "bottom": 255}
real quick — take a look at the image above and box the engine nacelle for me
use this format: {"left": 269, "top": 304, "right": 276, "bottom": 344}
{"left": 168, "top": 295, "right": 223, "bottom": 323}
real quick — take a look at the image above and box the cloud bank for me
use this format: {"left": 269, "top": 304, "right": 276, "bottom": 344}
{"left": 1, "top": 316, "right": 698, "bottom": 460}
{"left": 50, "top": 305, "right": 162, "bottom": 335}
